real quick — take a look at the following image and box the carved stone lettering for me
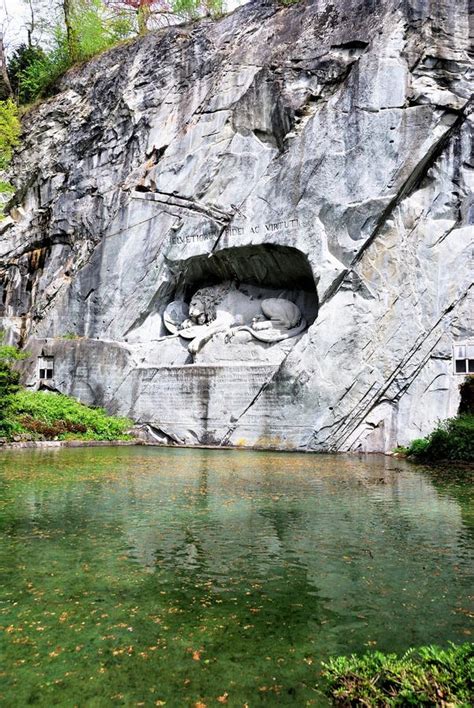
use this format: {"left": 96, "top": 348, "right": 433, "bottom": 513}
{"left": 169, "top": 217, "right": 301, "bottom": 244}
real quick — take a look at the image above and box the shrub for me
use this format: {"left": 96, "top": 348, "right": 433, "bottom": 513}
{"left": 7, "top": 44, "right": 48, "bottom": 104}
{"left": 0, "top": 340, "right": 27, "bottom": 436}
{"left": 9, "top": 389, "right": 132, "bottom": 441}
{"left": 0, "top": 335, "right": 132, "bottom": 442}
{"left": 0, "top": 180, "right": 14, "bottom": 195}
{"left": 73, "top": 0, "right": 134, "bottom": 61}
{"left": 17, "top": 31, "right": 70, "bottom": 103}
{"left": 406, "top": 437, "right": 430, "bottom": 458}
{"left": 406, "top": 415, "right": 474, "bottom": 463}
{"left": 0, "top": 99, "right": 21, "bottom": 169}
{"left": 459, "top": 375, "right": 474, "bottom": 415}
{"left": 321, "top": 642, "right": 473, "bottom": 706}
{"left": 19, "top": 414, "right": 87, "bottom": 438}
{"left": 15, "top": 4, "right": 134, "bottom": 104}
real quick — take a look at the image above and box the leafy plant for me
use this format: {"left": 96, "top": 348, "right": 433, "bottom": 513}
{"left": 9, "top": 389, "right": 132, "bottom": 441}
{"left": 0, "top": 180, "right": 14, "bottom": 195}
{"left": 74, "top": 0, "right": 134, "bottom": 60}
{"left": 459, "top": 375, "right": 474, "bottom": 415}
{"left": 15, "top": 3, "right": 133, "bottom": 104}
{"left": 406, "top": 437, "right": 430, "bottom": 458}
{"left": 0, "top": 99, "right": 21, "bottom": 169}
{"left": 12, "top": 0, "right": 224, "bottom": 105}
{"left": 7, "top": 44, "right": 48, "bottom": 104}
{"left": 0, "top": 332, "right": 132, "bottom": 442}
{"left": 0, "top": 339, "right": 28, "bottom": 436}
{"left": 17, "top": 30, "right": 70, "bottom": 103}
{"left": 109, "top": 0, "right": 224, "bottom": 33}
{"left": 406, "top": 415, "right": 474, "bottom": 463}
{"left": 322, "top": 642, "right": 474, "bottom": 706}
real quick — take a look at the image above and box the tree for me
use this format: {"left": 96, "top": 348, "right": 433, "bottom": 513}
{"left": 106, "top": 0, "right": 223, "bottom": 35}
{"left": 0, "top": 99, "right": 20, "bottom": 170}
{"left": 7, "top": 43, "right": 47, "bottom": 103}
{"left": 25, "top": 0, "right": 36, "bottom": 48}
{"left": 63, "top": 0, "right": 80, "bottom": 61}
{"left": 0, "top": 32, "right": 13, "bottom": 99}
{"left": 125, "top": 0, "right": 154, "bottom": 34}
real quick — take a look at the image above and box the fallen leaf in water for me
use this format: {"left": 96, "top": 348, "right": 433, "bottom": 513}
{"left": 49, "top": 647, "right": 62, "bottom": 658}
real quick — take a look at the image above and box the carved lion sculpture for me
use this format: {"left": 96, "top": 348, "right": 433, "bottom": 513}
{"left": 258, "top": 298, "right": 301, "bottom": 328}
{"left": 163, "top": 282, "right": 306, "bottom": 355}
{"left": 183, "top": 282, "right": 235, "bottom": 327}
{"left": 231, "top": 298, "right": 306, "bottom": 343}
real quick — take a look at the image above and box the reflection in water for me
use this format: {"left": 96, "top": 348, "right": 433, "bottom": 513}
{"left": 0, "top": 447, "right": 472, "bottom": 706}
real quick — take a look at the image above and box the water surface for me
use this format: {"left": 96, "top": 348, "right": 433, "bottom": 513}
{"left": 0, "top": 447, "right": 472, "bottom": 706}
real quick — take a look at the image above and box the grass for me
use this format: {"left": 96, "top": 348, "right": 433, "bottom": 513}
{"left": 59, "top": 332, "right": 81, "bottom": 339}
{"left": 3, "top": 389, "right": 132, "bottom": 442}
{"left": 321, "top": 642, "right": 474, "bottom": 706}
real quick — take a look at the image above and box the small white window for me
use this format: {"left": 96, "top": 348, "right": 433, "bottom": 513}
{"left": 453, "top": 342, "right": 474, "bottom": 375}
{"left": 38, "top": 356, "right": 54, "bottom": 380}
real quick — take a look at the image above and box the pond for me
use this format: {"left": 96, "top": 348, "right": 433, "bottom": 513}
{"left": 0, "top": 447, "right": 472, "bottom": 706}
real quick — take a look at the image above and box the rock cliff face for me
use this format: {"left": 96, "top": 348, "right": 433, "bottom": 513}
{"left": 1, "top": 0, "right": 472, "bottom": 451}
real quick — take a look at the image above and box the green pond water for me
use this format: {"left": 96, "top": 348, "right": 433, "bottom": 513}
{"left": 0, "top": 447, "right": 472, "bottom": 706}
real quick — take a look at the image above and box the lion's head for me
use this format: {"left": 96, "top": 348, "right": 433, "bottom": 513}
{"left": 188, "top": 282, "right": 235, "bottom": 325}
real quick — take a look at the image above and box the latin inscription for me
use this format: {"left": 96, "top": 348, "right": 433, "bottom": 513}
{"left": 169, "top": 217, "right": 301, "bottom": 245}
{"left": 169, "top": 233, "right": 215, "bottom": 245}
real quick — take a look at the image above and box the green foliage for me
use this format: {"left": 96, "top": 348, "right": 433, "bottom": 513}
{"left": 322, "top": 642, "right": 474, "bottom": 706}
{"left": 74, "top": 0, "right": 134, "bottom": 61}
{"left": 0, "top": 362, "right": 21, "bottom": 409}
{"left": 459, "top": 375, "right": 474, "bottom": 415}
{"left": 0, "top": 180, "right": 14, "bottom": 194}
{"left": 15, "top": 3, "right": 134, "bottom": 104}
{"left": 0, "top": 340, "right": 27, "bottom": 435}
{"left": 0, "top": 99, "right": 21, "bottom": 169}
{"left": 12, "top": 0, "right": 224, "bottom": 104}
{"left": 9, "top": 389, "right": 132, "bottom": 441}
{"left": 17, "top": 30, "right": 70, "bottom": 104}
{"left": 7, "top": 44, "right": 48, "bottom": 104}
{"left": 0, "top": 179, "right": 15, "bottom": 219}
{"left": 406, "top": 437, "right": 430, "bottom": 457}
{"left": 206, "top": 0, "right": 224, "bottom": 17}
{"left": 173, "top": 0, "right": 223, "bottom": 20}
{"left": 172, "top": 0, "right": 204, "bottom": 19}
{"left": 60, "top": 332, "right": 81, "bottom": 339}
{"left": 0, "top": 334, "right": 130, "bottom": 442}
{"left": 406, "top": 414, "right": 474, "bottom": 463}
{"left": 393, "top": 445, "right": 408, "bottom": 454}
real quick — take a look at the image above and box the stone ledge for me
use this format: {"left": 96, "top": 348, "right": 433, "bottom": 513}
{"left": 0, "top": 440, "right": 141, "bottom": 450}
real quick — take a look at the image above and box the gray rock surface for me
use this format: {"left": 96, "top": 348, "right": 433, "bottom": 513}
{"left": 1, "top": 0, "right": 472, "bottom": 451}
